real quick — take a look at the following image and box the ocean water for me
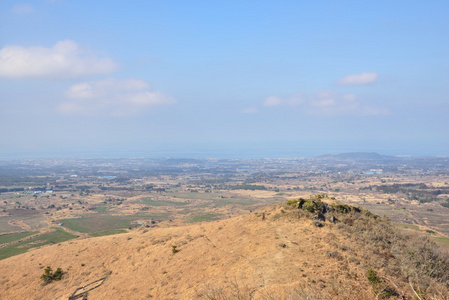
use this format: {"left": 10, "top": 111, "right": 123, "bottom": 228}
{"left": 1, "top": 141, "right": 447, "bottom": 160}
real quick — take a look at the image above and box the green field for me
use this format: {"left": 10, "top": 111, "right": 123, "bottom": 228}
{"left": 59, "top": 213, "right": 170, "bottom": 234}
{"left": 173, "top": 192, "right": 224, "bottom": 201}
{"left": 140, "top": 197, "right": 189, "bottom": 206}
{"left": 187, "top": 213, "right": 222, "bottom": 223}
{"left": 0, "top": 231, "right": 39, "bottom": 245}
{"left": 92, "top": 205, "right": 109, "bottom": 213}
{"left": 60, "top": 215, "right": 140, "bottom": 233}
{"left": 0, "top": 228, "right": 78, "bottom": 260}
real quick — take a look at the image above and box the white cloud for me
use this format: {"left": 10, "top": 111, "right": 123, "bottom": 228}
{"left": 240, "top": 107, "right": 258, "bottom": 114}
{"left": 338, "top": 72, "right": 378, "bottom": 85}
{"left": 308, "top": 91, "right": 360, "bottom": 115}
{"left": 11, "top": 3, "right": 34, "bottom": 14}
{"left": 0, "top": 40, "right": 117, "bottom": 78}
{"left": 265, "top": 94, "right": 305, "bottom": 107}
{"left": 360, "top": 106, "right": 391, "bottom": 116}
{"left": 285, "top": 94, "right": 305, "bottom": 106}
{"left": 263, "top": 90, "right": 389, "bottom": 116}
{"left": 65, "top": 78, "right": 149, "bottom": 99}
{"left": 264, "top": 96, "right": 282, "bottom": 107}
{"left": 59, "top": 78, "right": 174, "bottom": 116}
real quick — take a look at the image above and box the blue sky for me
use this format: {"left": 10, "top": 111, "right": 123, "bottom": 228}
{"left": 0, "top": 0, "right": 448, "bottom": 158}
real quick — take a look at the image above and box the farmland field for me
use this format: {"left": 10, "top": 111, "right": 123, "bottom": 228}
{"left": 0, "top": 217, "right": 24, "bottom": 233}
{"left": 1, "top": 156, "right": 448, "bottom": 261}
{"left": 172, "top": 192, "right": 225, "bottom": 201}
{"left": 0, "top": 228, "right": 77, "bottom": 260}
{"left": 0, "top": 231, "right": 39, "bottom": 244}
{"left": 59, "top": 213, "right": 170, "bottom": 234}
{"left": 139, "top": 197, "right": 189, "bottom": 206}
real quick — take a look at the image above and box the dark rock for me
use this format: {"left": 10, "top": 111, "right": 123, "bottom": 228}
{"left": 313, "top": 221, "right": 324, "bottom": 227}
{"left": 316, "top": 212, "right": 326, "bottom": 221}
{"left": 279, "top": 243, "right": 287, "bottom": 248}
{"left": 325, "top": 251, "right": 339, "bottom": 258}
{"left": 329, "top": 215, "right": 338, "bottom": 223}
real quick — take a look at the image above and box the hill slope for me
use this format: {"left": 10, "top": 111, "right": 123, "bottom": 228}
{"left": 1, "top": 201, "right": 448, "bottom": 299}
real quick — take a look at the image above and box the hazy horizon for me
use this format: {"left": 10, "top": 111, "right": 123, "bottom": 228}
{"left": 1, "top": 141, "right": 447, "bottom": 161}
{"left": 1, "top": 1, "right": 448, "bottom": 160}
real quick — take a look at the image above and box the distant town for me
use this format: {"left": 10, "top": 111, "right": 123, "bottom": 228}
{"left": 1, "top": 153, "right": 449, "bottom": 260}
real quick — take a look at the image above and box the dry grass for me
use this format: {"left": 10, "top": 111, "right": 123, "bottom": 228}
{"left": 0, "top": 202, "right": 448, "bottom": 299}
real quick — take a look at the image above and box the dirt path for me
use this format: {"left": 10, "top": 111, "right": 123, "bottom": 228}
{"left": 7, "top": 219, "right": 31, "bottom": 231}
{"left": 59, "top": 225, "right": 90, "bottom": 239}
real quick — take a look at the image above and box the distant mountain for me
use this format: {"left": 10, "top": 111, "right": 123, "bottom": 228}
{"left": 316, "top": 152, "right": 394, "bottom": 160}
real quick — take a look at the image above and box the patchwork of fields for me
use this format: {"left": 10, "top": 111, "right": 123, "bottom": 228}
{"left": 1, "top": 156, "right": 449, "bottom": 260}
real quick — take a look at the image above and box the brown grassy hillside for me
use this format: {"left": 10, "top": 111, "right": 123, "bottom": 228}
{"left": 1, "top": 200, "right": 448, "bottom": 299}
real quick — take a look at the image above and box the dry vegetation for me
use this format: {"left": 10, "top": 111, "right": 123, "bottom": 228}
{"left": 1, "top": 198, "right": 448, "bottom": 299}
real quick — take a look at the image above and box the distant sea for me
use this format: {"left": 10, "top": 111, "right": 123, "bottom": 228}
{"left": 1, "top": 142, "right": 447, "bottom": 160}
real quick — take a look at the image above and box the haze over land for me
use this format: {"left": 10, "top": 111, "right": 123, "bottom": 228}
{"left": 1, "top": 155, "right": 449, "bottom": 299}
{"left": 1, "top": 1, "right": 448, "bottom": 159}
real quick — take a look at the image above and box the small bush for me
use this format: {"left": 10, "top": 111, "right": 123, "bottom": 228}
{"left": 286, "top": 198, "right": 308, "bottom": 208}
{"left": 40, "top": 266, "right": 63, "bottom": 285}
{"left": 363, "top": 209, "right": 378, "bottom": 219}
{"left": 172, "top": 245, "right": 180, "bottom": 254}
{"left": 302, "top": 201, "right": 317, "bottom": 213}
{"left": 301, "top": 199, "right": 326, "bottom": 213}
{"left": 366, "top": 268, "right": 381, "bottom": 285}
{"left": 366, "top": 268, "right": 397, "bottom": 299}
{"left": 286, "top": 199, "right": 300, "bottom": 206}
{"left": 332, "top": 203, "right": 357, "bottom": 214}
